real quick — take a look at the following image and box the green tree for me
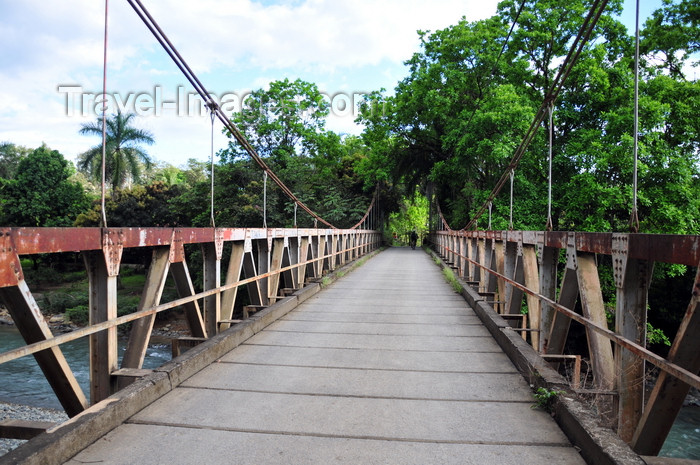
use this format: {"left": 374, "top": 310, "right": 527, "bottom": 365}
{"left": 75, "top": 182, "right": 184, "bottom": 227}
{"left": 640, "top": 0, "right": 699, "bottom": 79}
{"left": 0, "top": 145, "right": 89, "bottom": 226}
{"left": 223, "top": 78, "right": 330, "bottom": 165}
{"left": 358, "top": 0, "right": 699, "bottom": 234}
{"left": 78, "top": 111, "right": 155, "bottom": 194}
{"left": 216, "top": 78, "right": 372, "bottom": 228}
{"left": 0, "top": 142, "right": 31, "bottom": 179}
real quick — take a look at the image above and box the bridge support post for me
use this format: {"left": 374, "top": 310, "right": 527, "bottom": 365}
{"left": 256, "top": 238, "right": 271, "bottom": 306}
{"left": 84, "top": 247, "right": 119, "bottom": 405}
{"left": 337, "top": 234, "right": 346, "bottom": 268}
{"left": 546, "top": 266, "right": 579, "bottom": 359}
{"left": 311, "top": 235, "right": 320, "bottom": 277}
{"left": 456, "top": 235, "right": 465, "bottom": 278}
{"left": 477, "top": 236, "right": 487, "bottom": 291}
{"left": 288, "top": 235, "right": 301, "bottom": 288}
{"left": 505, "top": 237, "right": 524, "bottom": 318}
{"left": 220, "top": 241, "right": 245, "bottom": 330}
{"left": 494, "top": 240, "right": 506, "bottom": 314}
{"left": 300, "top": 236, "right": 312, "bottom": 284}
{"left": 522, "top": 243, "right": 541, "bottom": 350}
{"left": 537, "top": 232, "right": 559, "bottom": 353}
{"left": 613, "top": 234, "right": 653, "bottom": 443}
{"left": 632, "top": 263, "right": 700, "bottom": 455}
{"left": 483, "top": 236, "right": 494, "bottom": 289}
{"left": 202, "top": 235, "right": 222, "bottom": 337}
{"left": 280, "top": 238, "right": 296, "bottom": 291}
{"left": 243, "top": 238, "right": 264, "bottom": 306}
{"left": 576, "top": 252, "right": 616, "bottom": 422}
{"left": 470, "top": 237, "right": 479, "bottom": 282}
{"left": 267, "top": 238, "right": 285, "bottom": 303}
{"left": 121, "top": 247, "right": 170, "bottom": 376}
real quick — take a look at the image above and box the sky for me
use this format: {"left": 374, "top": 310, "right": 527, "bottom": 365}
{"left": 0, "top": 0, "right": 668, "bottom": 168}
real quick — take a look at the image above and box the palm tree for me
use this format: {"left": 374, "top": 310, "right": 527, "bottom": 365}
{"left": 78, "top": 111, "right": 155, "bottom": 194}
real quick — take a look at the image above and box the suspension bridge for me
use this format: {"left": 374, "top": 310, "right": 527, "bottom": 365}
{"left": 1, "top": 0, "right": 699, "bottom": 464}
{"left": 0, "top": 226, "right": 698, "bottom": 465}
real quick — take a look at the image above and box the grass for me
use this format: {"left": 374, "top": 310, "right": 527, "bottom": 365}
{"left": 441, "top": 267, "right": 464, "bottom": 294}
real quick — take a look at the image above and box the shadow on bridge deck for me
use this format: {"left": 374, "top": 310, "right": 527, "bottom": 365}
{"left": 6, "top": 248, "right": 641, "bottom": 464}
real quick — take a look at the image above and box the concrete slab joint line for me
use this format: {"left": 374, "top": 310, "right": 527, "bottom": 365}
{"left": 2, "top": 249, "right": 382, "bottom": 465}
{"left": 427, "top": 247, "right": 646, "bottom": 465}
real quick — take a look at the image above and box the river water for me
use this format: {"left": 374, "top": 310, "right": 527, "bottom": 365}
{"left": 0, "top": 326, "right": 698, "bottom": 459}
{"left": 0, "top": 326, "right": 171, "bottom": 409}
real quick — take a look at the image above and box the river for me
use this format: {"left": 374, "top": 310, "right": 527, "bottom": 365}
{"left": 0, "top": 325, "right": 171, "bottom": 409}
{"left": 0, "top": 325, "right": 698, "bottom": 459}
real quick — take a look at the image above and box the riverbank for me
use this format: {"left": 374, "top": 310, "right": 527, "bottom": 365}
{"left": 0, "top": 401, "right": 68, "bottom": 457}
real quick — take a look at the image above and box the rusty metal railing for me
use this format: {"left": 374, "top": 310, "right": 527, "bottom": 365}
{"left": 0, "top": 227, "right": 382, "bottom": 418}
{"left": 428, "top": 229, "right": 699, "bottom": 456}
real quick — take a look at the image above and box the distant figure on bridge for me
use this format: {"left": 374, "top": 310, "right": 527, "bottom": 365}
{"left": 409, "top": 231, "right": 418, "bottom": 250}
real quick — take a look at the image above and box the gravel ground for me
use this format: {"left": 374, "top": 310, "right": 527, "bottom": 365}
{"left": 0, "top": 401, "right": 68, "bottom": 457}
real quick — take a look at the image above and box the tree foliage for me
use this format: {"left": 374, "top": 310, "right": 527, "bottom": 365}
{"left": 0, "top": 145, "right": 89, "bottom": 226}
{"left": 357, "top": 0, "right": 699, "bottom": 234}
{"left": 216, "top": 78, "right": 372, "bottom": 228}
{"left": 78, "top": 111, "right": 155, "bottom": 194}
{"left": 0, "top": 142, "right": 31, "bottom": 179}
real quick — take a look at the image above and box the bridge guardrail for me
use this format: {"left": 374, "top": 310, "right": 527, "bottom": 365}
{"left": 0, "top": 227, "right": 381, "bottom": 418}
{"left": 428, "top": 229, "right": 699, "bottom": 456}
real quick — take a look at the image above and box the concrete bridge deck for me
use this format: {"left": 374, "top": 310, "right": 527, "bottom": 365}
{"left": 63, "top": 248, "right": 586, "bottom": 464}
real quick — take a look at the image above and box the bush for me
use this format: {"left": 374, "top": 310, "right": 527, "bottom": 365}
{"left": 65, "top": 305, "right": 89, "bottom": 325}
{"left": 43, "top": 291, "right": 89, "bottom": 314}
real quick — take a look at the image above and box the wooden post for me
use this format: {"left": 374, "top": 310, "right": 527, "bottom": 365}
{"left": 311, "top": 234, "right": 320, "bottom": 276}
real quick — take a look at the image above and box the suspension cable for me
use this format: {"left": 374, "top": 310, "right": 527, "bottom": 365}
{"left": 126, "top": 0, "right": 341, "bottom": 229}
{"left": 208, "top": 103, "right": 216, "bottom": 228}
{"left": 100, "top": 0, "right": 109, "bottom": 228}
{"left": 488, "top": 201, "right": 492, "bottom": 230}
{"left": 263, "top": 171, "right": 268, "bottom": 229}
{"left": 508, "top": 169, "right": 515, "bottom": 230}
{"left": 630, "top": 0, "right": 640, "bottom": 233}
{"left": 546, "top": 103, "right": 554, "bottom": 231}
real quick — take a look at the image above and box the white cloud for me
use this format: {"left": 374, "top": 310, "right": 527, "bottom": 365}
{"left": 142, "top": 0, "right": 496, "bottom": 73}
{"left": 0, "top": 0, "right": 498, "bottom": 165}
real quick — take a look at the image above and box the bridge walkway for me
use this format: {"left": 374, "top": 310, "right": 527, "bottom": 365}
{"left": 65, "top": 248, "right": 586, "bottom": 464}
